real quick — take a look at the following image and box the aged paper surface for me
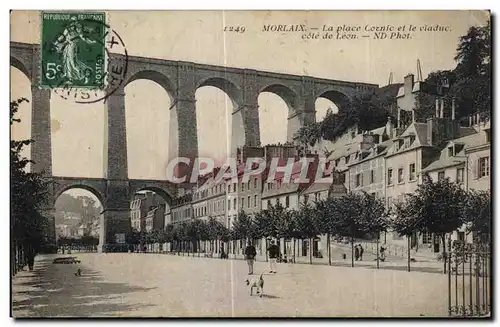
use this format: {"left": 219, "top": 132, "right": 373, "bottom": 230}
{"left": 10, "top": 10, "right": 491, "bottom": 318}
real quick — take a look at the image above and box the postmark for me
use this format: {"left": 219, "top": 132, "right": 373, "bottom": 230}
{"left": 40, "top": 12, "right": 128, "bottom": 104}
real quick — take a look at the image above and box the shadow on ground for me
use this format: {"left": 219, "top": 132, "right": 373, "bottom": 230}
{"left": 12, "top": 257, "right": 156, "bottom": 317}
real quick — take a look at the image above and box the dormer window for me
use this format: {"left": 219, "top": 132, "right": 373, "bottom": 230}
{"left": 409, "top": 135, "right": 415, "bottom": 145}
{"left": 448, "top": 145, "right": 455, "bottom": 157}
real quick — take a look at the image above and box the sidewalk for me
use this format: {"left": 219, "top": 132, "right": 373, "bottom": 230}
{"left": 165, "top": 249, "right": 445, "bottom": 274}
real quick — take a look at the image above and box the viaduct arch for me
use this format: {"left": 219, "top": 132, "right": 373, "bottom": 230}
{"left": 10, "top": 41, "right": 378, "bottom": 252}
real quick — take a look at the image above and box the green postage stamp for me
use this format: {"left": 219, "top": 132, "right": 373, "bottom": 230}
{"left": 40, "top": 12, "right": 106, "bottom": 89}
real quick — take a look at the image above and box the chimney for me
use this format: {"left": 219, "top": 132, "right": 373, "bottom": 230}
{"left": 404, "top": 74, "right": 415, "bottom": 97}
{"left": 435, "top": 99, "right": 439, "bottom": 117}
{"left": 451, "top": 98, "right": 456, "bottom": 120}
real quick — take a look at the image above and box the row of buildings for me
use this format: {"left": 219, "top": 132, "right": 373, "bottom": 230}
{"left": 134, "top": 73, "right": 490, "bottom": 258}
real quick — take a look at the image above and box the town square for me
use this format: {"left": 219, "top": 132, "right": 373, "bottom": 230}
{"left": 10, "top": 10, "right": 491, "bottom": 318}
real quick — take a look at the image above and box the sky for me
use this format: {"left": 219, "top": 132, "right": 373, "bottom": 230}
{"left": 10, "top": 10, "right": 489, "bottom": 202}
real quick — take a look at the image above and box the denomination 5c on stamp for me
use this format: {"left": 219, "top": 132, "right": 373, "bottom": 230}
{"left": 41, "top": 12, "right": 106, "bottom": 90}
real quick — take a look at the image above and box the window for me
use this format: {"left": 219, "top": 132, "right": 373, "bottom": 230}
{"left": 241, "top": 198, "right": 244, "bottom": 209}
{"left": 227, "top": 200, "right": 230, "bottom": 211}
{"left": 438, "top": 171, "right": 445, "bottom": 181}
{"left": 254, "top": 178, "right": 258, "bottom": 189}
{"left": 355, "top": 173, "right": 362, "bottom": 187}
{"left": 370, "top": 170, "right": 375, "bottom": 184}
{"left": 267, "top": 200, "right": 271, "bottom": 208}
{"left": 247, "top": 196, "right": 251, "bottom": 208}
{"left": 303, "top": 194, "right": 309, "bottom": 204}
{"left": 233, "top": 183, "right": 237, "bottom": 192}
{"left": 285, "top": 196, "right": 290, "bottom": 207}
{"left": 479, "top": 157, "right": 490, "bottom": 177}
{"left": 398, "top": 168, "right": 404, "bottom": 183}
{"left": 457, "top": 231, "right": 465, "bottom": 242}
{"left": 409, "top": 163, "right": 416, "bottom": 181}
{"left": 276, "top": 198, "right": 280, "bottom": 205}
{"left": 456, "top": 168, "right": 464, "bottom": 183}
{"left": 409, "top": 135, "right": 415, "bottom": 145}
{"left": 448, "top": 145, "right": 454, "bottom": 157}
{"left": 422, "top": 231, "right": 433, "bottom": 244}
{"left": 254, "top": 195, "right": 258, "bottom": 207}
{"left": 233, "top": 198, "right": 236, "bottom": 210}
{"left": 387, "top": 169, "right": 393, "bottom": 185}
{"left": 242, "top": 183, "right": 245, "bottom": 192}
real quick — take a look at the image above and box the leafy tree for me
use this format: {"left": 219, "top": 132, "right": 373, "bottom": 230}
{"left": 294, "top": 203, "right": 320, "bottom": 264}
{"left": 11, "top": 98, "right": 52, "bottom": 274}
{"left": 392, "top": 175, "right": 467, "bottom": 273}
{"left": 314, "top": 198, "right": 339, "bottom": 265}
{"left": 231, "top": 210, "right": 257, "bottom": 243}
{"left": 461, "top": 190, "right": 491, "bottom": 244}
{"left": 253, "top": 209, "right": 274, "bottom": 239}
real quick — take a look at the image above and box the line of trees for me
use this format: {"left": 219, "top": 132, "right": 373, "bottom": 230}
{"left": 157, "top": 175, "right": 490, "bottom": 272}
{"left": 11, "top": 98, "right": 53, "bottom": 275}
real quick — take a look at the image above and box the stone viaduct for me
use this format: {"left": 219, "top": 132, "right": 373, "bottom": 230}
{"left": 10, "top": 41, "right": 378, "bottom": 251}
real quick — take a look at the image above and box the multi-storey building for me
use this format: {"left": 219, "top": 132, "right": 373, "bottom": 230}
{"left": 466, "top": 120, "right": 491, "bottom": 192}
{"left": 192, "top": 169, "right": 226, "bottom": 224}
{"left": 347, "top": 118, "right": 394, "bottom": 199}
{"left": 170, "top": 191, "right": 193, "bottom": 225}
{"left": 145, "top": 203, "right": 166, "bottom": 232}
{"left": 130, "top": 191, "right": 166, "bottom": 232}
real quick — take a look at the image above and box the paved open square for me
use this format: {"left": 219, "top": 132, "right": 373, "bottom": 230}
{"left": 12, "top": 253, "right": 450, "bottom": 317}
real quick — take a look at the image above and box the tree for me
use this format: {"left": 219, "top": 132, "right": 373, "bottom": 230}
{"left": 294, "top": 203, "right": 320, "bottom": 264}
{"left": 231, "top": 210, "right": 257, "bottom": 244}
{"left": 335, "top": 193, "right": 363, "bottom": 267}
{"left": 392, "top": 175, "right": 467, "bottom": 273}
{"left": 359, "top": 192, "right": 389, "bottom": 268}
{"left": 11, "top": 98, "right": 52, "bottom": 274}
{"left": 461, "top": 190, "right": 491, "bottom": 244}
{"left": 315, "top": 198, "right": 339, "bottom": 265}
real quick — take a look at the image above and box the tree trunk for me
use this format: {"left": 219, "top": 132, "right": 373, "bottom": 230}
{"left": 265, "top": 238, "right": 269, "bottom": 262}
{"left": 309, "top": 238, "right": 313, "bottom": 265}
{"left": 327, "top": 233, "right": 331, "bottom": 266}
{"left": 407, "top": 235, "right": 411, "bottom": 272}
{"left": 442, "top": 234, "right": 447, "bottom": 274}
{"left": 293, "top": 238, "right": 296, "bottom": 263}
{"left": 13, "top": 240, "right": 17, "bottom": 275}
{"left": 351, "top": 239, "right": 354, "bottom": 268}
{"left": 376, "top": 231, "right": 380, "bottom": 269}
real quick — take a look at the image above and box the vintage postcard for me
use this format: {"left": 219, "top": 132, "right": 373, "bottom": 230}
{"left": 10, "top": 10, "right": 491, "bottom": 318}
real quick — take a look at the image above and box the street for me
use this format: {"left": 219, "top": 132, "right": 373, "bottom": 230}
{"left": 12, "top": 253, "right": 450, "bottom": 317}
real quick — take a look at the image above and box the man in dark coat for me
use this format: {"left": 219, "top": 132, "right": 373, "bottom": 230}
{"left": 244, "top": 241, "right": 257, "bottom": 275}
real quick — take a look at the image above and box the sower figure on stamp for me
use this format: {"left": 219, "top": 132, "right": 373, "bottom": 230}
{"left": 244, "top": 241, "right": 256, "bottom": 275}
{"left": 52, "top": 16, "right": 96, "bottom": 85}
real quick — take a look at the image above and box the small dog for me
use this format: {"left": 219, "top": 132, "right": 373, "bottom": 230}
{"left": 74, "top": 268, "right": 82, "bottom": 276}
{"left": 245, "top": 273, "right": 264, "bottom": 297}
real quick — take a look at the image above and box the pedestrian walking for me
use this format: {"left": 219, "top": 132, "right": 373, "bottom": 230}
{"left": 359, "top": 244, "right": 364, "bottom": 261}
{"left": 244, "top": 241, "right": 257, "bottom": 275}
{"left": 267, "top": 240, "right": 279, "bottom": 273}
{"left": 354, "top": 245, "right": 360, "bottom": 261}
